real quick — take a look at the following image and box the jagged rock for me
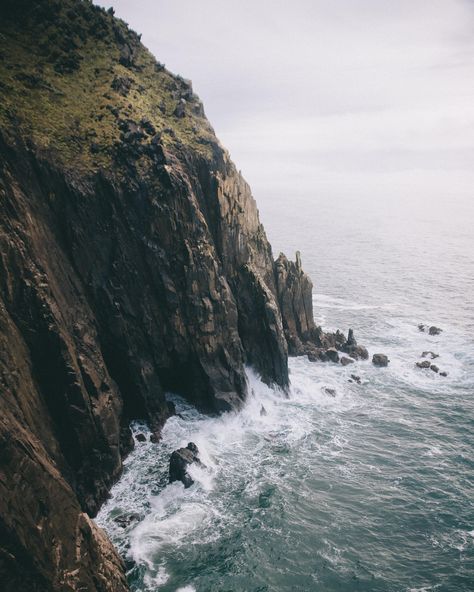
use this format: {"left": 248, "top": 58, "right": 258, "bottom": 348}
{"left": 416, "top": 360, "right": 431, "bottom": 369}
{"left": 340, "top": 356, "right": 355, "bottom": 366}
{"left": 140, "top": 117, "right": 156, "bottom": 135}
{"left": 340, "top": 328, "right": 369, "bottom": 360}
{"left": 174, "top": 98, "right": 186, "bottom": 118}
{"left": 169, "top": 442, "right": 202, "bottom": 488}
{"left": 111, "top": 75, "right": 132, "bottom": 96}
{"left": 113, "top": 512, "right": 140, "bottom": 528}
{"left": 430, "top": 364, "right": 439, "bottom": 373}
{"left": 118, "top": 119, "right": 145, "bottom": 142}
{"left": 429, "top": 326, "right": 442, "bottom": 336}
{"left": 372, "top": 353, "right": 389, "bottom": 367}
{"left": 274, "top": 252, "right": 315, "bottom": 355}
{"left": 422, "top": 351, "right": 439, "bottom": 359}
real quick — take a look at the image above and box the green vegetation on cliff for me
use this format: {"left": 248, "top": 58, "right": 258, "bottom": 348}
{"left": 0, "top": 0, "right": 215, "bottom": 173}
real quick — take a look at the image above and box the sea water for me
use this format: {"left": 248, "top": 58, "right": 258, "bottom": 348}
{"left": 96, "top": 191, "right": 474, "bottom": 591}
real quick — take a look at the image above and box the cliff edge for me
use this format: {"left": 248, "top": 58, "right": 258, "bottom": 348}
{"left": 0, "top": 1, "right": 355, "bottom": 589}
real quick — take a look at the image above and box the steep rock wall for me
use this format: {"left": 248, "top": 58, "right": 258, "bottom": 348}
{"left": 0, "top": 1, "right": 344, "bottom": 589}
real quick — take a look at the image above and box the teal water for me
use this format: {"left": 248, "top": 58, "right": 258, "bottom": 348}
{"left": 96, "top": 192, "right": 474, "bottom": 591}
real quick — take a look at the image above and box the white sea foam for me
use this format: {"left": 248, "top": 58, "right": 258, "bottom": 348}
{"left": 96, "top": 315, "right": 473, "bottom": 591}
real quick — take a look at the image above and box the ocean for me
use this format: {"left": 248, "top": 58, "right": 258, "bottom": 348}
{"left": 96, "top": 190, "right": 474, "bottom": 591}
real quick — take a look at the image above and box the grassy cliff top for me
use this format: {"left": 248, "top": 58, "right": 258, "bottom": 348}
{"left": 0, "top": 0, "right": 217, "bottom": 174}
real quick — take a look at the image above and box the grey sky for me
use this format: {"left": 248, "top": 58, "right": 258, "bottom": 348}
{"left": 96, "top": 0, "right": 474, "bottom": 202}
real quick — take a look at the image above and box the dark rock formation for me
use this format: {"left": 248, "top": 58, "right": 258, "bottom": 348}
{"left": 350, "top": 374, "right": 361, "bottom": 384}
{"left": 430, "top": 364, "right": 439, "bottom": 373}
{"left": 340, "top": 328, "right": 369, "bottom": 360}
{"left": 169, "top": 442, "right": 202, "bottom": 488}
{"left": 372, "top": 354, "right": 389, "bottom": 367}
{"left": 440, "top": 371, "right": 448, "bottom": 377}
{"left": 0, "top": 1, "right": 368, "bottom": 590}
{"left": 326, "top": 348, "right": 340, "bottom": 363}
{"left": 429, "top": 326, "right": 442, "bottom": 336}
{"left": 274, "top": 256, "right": 364, "bottom": 362}
{"left": 340, "top": 356, "right": 355, "bottom": 366}
{"left": 416, "top": 360, "right": 432, "bottom": 369}
{"left": 113, "top": 513, "right": 141, "bottom": 529}
{"left": 135, "top": 433, "right": 147, "bottom": 443}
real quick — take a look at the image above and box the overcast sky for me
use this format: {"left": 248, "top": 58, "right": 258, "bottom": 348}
{"left": 96, "top": 0, "right": 474, "bottom": 203}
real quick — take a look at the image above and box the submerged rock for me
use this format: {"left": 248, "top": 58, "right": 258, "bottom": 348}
{"left": 416, "top": 360, "right": 431, "bottom": 369}
{"left": 418, "top": 324, "right": 426, "bottom": 332}
{"left": 324, "top": 388, "right": 336, "bottom": 397}
{"left": 340, "top": 356, "right": 355, "bottom": 366}
{"left": 169, "top": 442, "right": 202, "bottom": 488}
{"left": 440, "top": 371, "right": 448, "bottom": 377}
{"left": 372, "top": 353, "right": 389, "bottom": 367}
{"left": 422, "top": 351, "right": 439, "bottom": 359}
{"left": 260, "top": 405, "right": 268, "bottom": 417}
{"left": 350, "top": 374, "right": 361, "bottom": 384}
{"left": 113, "top": 512, "right": 141, "bottom": 528}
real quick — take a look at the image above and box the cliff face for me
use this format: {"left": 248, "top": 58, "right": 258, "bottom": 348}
{"left": 0, "top": 1, "right": 334, "bottom": 590}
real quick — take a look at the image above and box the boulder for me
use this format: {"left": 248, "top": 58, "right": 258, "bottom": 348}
{"left": 340, "top": 356, "right": 354, "bottom": 366}
{"left": 439, "top": 371, "right": 448, "bottom": 377}
{"left": 326, "top": 348, "right": 340, "bottom": 363}
{"left": 430, "top": 364, "right": 439, "bottom": 373}
{"left": 372, "top": 353, "right": 389, "bottom": 367}
{"left": 135, "top": 433, "right": 146, "bottom": 442}
{"left": 429, "top": 326, "right": 442, "bottom": 336}
{"left": 111, "top": 75, "right": 132, "bottom": 96}
{"left": 174, "top": 98, "right": 186, "bottom": 118}
{"left": 416, "top": 360, "right": 431, "bottom": 369}
{"left": 169, "top": 442, "right": 201, "bottom": 488}
{"left": 140, "top": 118, "right": 156, "bottom": 135}
{"left": 113, "top": 512, "right": 140, "bottom": 528}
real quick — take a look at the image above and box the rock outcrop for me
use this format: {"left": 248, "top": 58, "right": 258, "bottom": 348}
{"left": 169, "top": 442, "right": 202, "bottom": 488}
{"left": 372, "top": 354, "right": 389, "bottom": 367}
{"left": 0, "top": 1, "right": 367, "bottom": 590}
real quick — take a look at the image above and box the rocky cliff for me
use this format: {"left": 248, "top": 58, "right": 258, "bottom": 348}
{"left": 0, "top": 1, "right": 356, "bottom": 589}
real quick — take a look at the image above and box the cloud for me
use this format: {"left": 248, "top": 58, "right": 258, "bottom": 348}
{"left": 96, "top": 0, "right": 474, "bottom": 201}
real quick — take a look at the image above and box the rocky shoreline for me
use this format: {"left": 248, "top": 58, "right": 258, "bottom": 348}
{"left": 0, "top": 1, "right": 375, "bottom": 589}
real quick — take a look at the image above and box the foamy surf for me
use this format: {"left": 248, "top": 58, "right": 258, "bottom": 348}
{"left": 96, "top": 293, "right": 473, "bottom": 591}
